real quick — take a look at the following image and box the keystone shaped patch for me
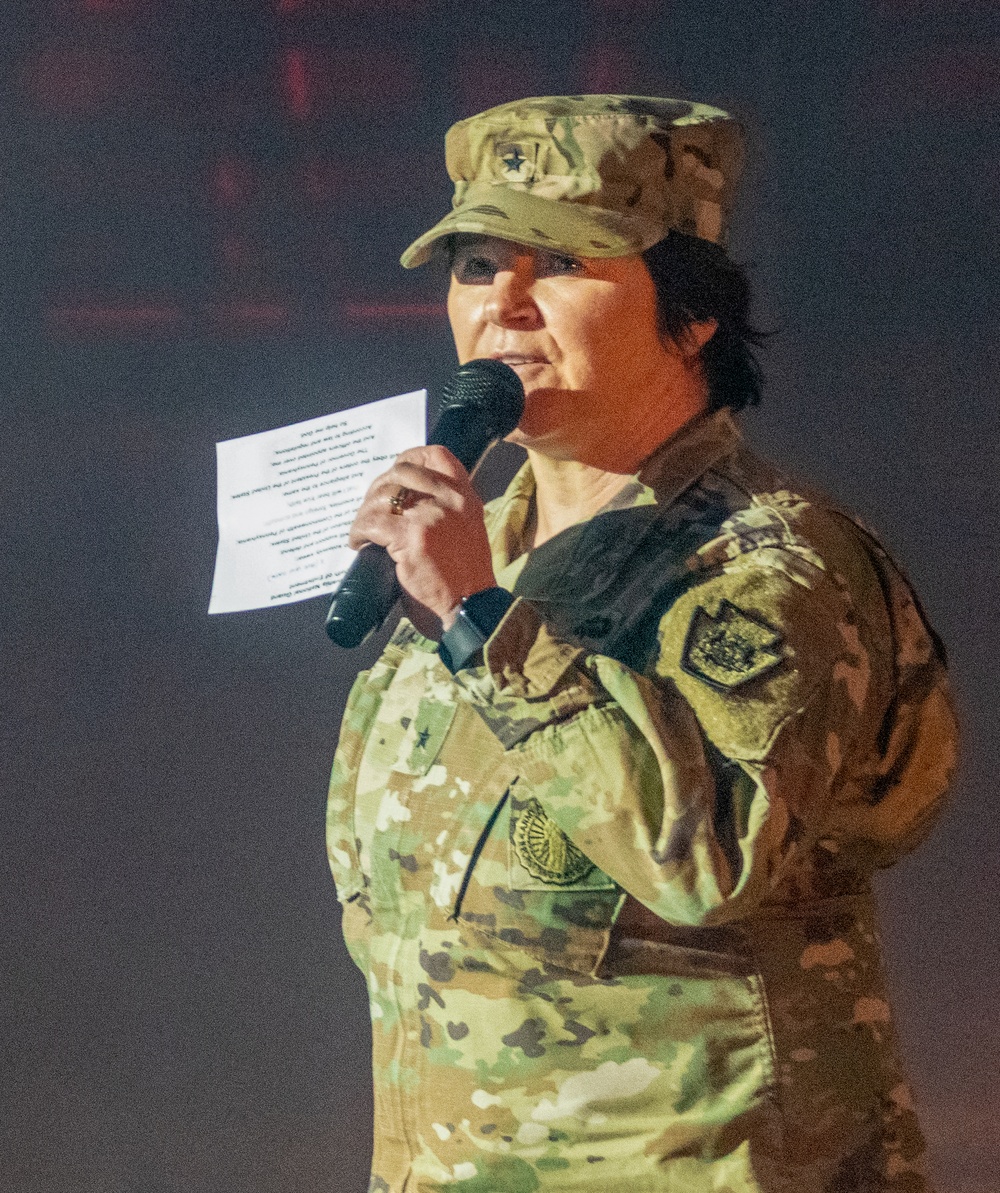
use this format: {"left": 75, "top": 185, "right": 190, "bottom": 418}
{"left": 681, "top": 599, "right": 785, "bottom": 691}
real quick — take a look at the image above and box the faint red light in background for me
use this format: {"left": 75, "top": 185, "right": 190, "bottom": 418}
{"left": 579, "top": 45, "right": 639, "bottom": 94}
{"left": 210, "top": 157, "right": 258, "bottom": 209}
{"left": 283, "top": 48, "right": 312, "bottom": 120}
{"left": 280, "top": 47, "right": 419, "bottom": 119}
{"left": 208, "top": 155, "right": 359, "bottom": 208}
{"left": 25, "top": 47, "right": 144, "bottom": 114}
{"left": 45, "top": 299, "right": 448, "bottom": 337}
{"left": 48, "top": 302, "right": 184, "bottom": 335}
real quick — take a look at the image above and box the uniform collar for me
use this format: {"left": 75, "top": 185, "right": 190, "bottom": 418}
{"left": 486, "top": 407, "right": 743, "bottom": 585}
{"left": 636, "top": 406, "right": 743, "bottom": 506}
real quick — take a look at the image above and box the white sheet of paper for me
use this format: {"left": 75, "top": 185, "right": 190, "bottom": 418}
{"left": 208, "top": 389, "right": 426, "bottom": 613}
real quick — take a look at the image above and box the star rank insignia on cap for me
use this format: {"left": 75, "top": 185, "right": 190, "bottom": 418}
{"left": 681, "top": 599, "right": 785, "bottom": 691}
{"left": 511, "top": 798, "right": 594, "bottom": 885}
{"left": 496, "top": 142, "right": 533, "bottom": 181}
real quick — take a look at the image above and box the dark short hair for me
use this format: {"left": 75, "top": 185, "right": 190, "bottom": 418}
{"left": 641, "top": 232, "right": 767, "bottom": 413}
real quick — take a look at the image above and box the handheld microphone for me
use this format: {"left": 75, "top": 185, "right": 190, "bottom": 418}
{"left": 325, "top": 359, "right": 525, "bottom": 648}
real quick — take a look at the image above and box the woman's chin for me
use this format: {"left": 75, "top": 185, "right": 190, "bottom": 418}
{"left": 505, "top": 422, "right": 580, "bottom": 460}
{"left": 506, "top": 389, "right": 576, "bottom": 442}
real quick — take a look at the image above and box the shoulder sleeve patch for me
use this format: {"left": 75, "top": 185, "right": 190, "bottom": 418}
{"left": 680, "top": 599, "right": 785, "bottom": 691}
{"left": 655, "top": 562, "right": 855, "bottom": 763}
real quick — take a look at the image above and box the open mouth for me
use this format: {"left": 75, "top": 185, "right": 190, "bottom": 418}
{"left": 492, "top": 354, "right": 548, "bottom": 367}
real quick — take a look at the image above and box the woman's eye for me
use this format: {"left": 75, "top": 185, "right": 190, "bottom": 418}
{"left": 453, "top": 255, "right": 498, "bottom": 283}
{"left": 544, "top": 253, "right": 583, "bottom": 275}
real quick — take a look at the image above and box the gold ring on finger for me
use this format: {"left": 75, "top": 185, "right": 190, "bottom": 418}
{"left": 388, "top": 486, "right": 410, "bottom": 515}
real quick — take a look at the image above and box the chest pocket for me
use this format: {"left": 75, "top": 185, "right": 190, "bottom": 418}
{"left": 357, "top": 648, "right": 458, "bottom": 786}
{"left": 453, "top": 775, "right": 624, "bottom": 979}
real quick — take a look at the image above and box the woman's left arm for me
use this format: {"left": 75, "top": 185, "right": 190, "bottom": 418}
{"left": 453, "top": 546, "right": 956, "bottom": 927}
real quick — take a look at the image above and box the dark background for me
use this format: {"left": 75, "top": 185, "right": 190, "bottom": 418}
{"left": 2, "top": 2, "right": 998, "bottom": 1191}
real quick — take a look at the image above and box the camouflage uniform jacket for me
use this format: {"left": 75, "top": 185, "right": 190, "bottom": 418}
{"left": 326, "top": 409, "right": 957, "bottom": 1193}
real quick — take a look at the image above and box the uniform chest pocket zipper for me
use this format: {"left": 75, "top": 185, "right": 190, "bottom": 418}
{"left": 448, "top": 779, "right": 625, "bottom": 978}
{"left": 451, "top": 787, "right": 510, "bottom": 922}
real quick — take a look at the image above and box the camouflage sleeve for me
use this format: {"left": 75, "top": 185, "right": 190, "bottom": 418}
{"left": 454, "top": 544, "right": 956, "bottom": 926}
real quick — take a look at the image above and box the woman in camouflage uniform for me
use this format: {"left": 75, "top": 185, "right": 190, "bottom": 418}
{"left": 327, "top": 95, "right": 957, "bottom": 1193}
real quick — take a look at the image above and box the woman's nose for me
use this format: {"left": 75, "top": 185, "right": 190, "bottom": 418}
{"left": 482, "top": 265, "right": 543, "bottom": 330}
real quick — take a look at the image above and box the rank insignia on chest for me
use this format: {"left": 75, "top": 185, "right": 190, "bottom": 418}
{"left": 681, "top": 598, "right": 785, "bottom": 691}
{"left": 511, "top": 797, "right": 595, "bottom": 885}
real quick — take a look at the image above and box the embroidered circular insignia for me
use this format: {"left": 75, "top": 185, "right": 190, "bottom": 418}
{"left": 512, "top": 798, "right": 594, "bottom": 885}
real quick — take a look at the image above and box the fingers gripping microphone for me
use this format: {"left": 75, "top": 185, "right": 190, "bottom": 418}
{"left": 324, "top": 359, "right": 525, "bottom": 648}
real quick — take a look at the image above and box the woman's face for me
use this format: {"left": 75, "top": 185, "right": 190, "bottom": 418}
{"left": 446, "top": 234, "right": 711, "bottom": 466}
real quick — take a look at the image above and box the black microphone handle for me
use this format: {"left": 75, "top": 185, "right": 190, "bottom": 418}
{"left": 428, "top": 402, "right": 501, "bottom": 474}
{"left": 325, "top": 541, "right": 402, "bottom": 650}
{"left": 325, "top": 359, "right": 524, "bottom": 649}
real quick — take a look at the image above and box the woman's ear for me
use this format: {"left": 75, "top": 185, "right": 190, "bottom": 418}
{"left": 672, "top": 317, "right": 718, "bottom": 358}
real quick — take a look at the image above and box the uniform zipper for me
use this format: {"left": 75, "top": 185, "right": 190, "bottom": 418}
{"left": 449, "top": 786, "right": 511, "bottom": 922}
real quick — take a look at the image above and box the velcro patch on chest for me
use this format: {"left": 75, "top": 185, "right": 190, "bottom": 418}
{"left": 406, "top": 697, "right": 457, "bottom": 774}
{"left": 681, "top": 598, "right": 785, "bottom": 691}
{"left": 511, "top": 797, "right": 595, "bottom": 886}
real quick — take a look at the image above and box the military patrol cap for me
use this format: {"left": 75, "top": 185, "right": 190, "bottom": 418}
{"left": 400, "top": 93, "right": 744, "bottom": 268}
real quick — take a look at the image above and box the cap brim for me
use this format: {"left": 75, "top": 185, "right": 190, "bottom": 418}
{"left": 400, "top": 183, "right": 661, "bottom": 269}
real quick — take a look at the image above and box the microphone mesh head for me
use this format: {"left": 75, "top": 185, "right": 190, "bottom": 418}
{"left": 438, "top": 359, "right": 524, "bottom": 439}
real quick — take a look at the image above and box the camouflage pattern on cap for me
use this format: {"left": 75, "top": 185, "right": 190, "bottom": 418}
{"left": 400, "top": 94, "right": 744, "bottom": 268}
